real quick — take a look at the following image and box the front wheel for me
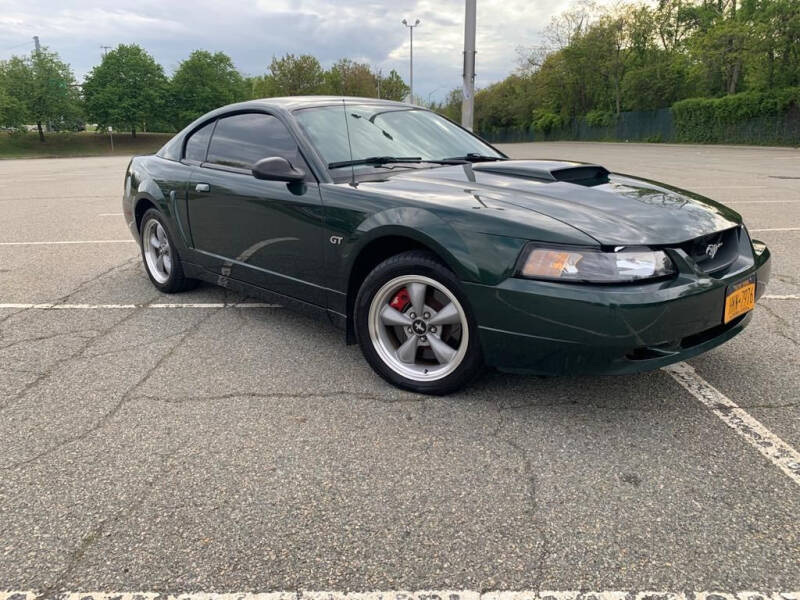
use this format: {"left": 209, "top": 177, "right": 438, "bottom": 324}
{"left": 354, "top": 251, "right": 484, "bottom": 395}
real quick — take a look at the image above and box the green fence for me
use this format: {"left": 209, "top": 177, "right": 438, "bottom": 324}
{"left": 480, "top": 106, "right": 800, "bottom": 146}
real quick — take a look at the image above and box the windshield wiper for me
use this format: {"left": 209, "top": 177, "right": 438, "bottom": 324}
{"left": 438, "top": 153, "right": 506, "bottom": 163}
{"left": 328, "top": 156, "right": 422, "bottom": 169}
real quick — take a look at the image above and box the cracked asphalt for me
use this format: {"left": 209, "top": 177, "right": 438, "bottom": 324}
{"left": 0, "top": 144, "right": 798, "bottom": 593}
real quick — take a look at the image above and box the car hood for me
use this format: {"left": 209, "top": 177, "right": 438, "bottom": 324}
{"left": 360, "top": 160, "right": 741, "bottom": 246}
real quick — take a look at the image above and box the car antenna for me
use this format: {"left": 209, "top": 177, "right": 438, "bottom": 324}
{"left": 341, "top": 98, "right": 357, "bottom": 188}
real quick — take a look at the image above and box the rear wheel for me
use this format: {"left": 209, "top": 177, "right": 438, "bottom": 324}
{"left": 355, "top": 251, "right": 483, "bottom": 395}
{"left": 139, "top": 209, "right": 196, "bottom": 293}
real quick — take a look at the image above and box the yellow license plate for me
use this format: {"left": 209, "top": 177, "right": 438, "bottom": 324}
{"left": 724, "top": 278, "right": 756, "bottom": 323}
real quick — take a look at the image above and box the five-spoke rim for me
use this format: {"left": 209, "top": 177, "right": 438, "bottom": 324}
{"left": 142, "top": 218, "right": 172, "bottom": 284}
{"left": 368, "top": 275, "right": 469, "bottom": 382}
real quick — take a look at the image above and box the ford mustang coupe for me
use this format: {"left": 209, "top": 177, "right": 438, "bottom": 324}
{"left": 123, "top": 96, "right": 771, "bottom": 394}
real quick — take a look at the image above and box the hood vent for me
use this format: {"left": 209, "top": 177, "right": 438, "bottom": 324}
{"left": 473, "top": 160, "right": 609, "bottom": 184}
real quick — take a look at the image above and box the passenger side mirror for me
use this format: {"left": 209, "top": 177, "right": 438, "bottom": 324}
{"left": 252, "top": 156, "right": 305, "bottom": 182}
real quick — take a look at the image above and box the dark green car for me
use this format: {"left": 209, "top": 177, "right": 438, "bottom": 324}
{"left": 123, "top": 96, "right": 771, "bottom": 394}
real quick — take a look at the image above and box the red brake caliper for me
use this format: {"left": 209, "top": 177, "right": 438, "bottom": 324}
{"left": 389, "top": 288, "right": 411, "bottom": 312}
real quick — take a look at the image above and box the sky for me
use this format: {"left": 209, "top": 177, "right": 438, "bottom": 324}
{"left": 0, "top": 0, "right": 581, "bottom": 102}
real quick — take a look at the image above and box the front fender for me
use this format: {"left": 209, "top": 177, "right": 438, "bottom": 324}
{"left": 338, "top": 206, "right": 528, "bottom": 292}
{"left": 350, "top": 207, "right": 479, "bottom": 282}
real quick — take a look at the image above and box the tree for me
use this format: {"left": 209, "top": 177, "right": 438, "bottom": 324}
{"left": 0, "top": 57, "right": 32, "bottom": 130}
{"left": 245, "top": 74, "right": 278, "bottom": 99}
{"left": 543, "top": 0, "right": 599, "bottom": 50}
{"left": 378, "top": 69, "right": 409, "bottom": 101}
{"left": 83, "top": 44, "right": 168, "bottom": 136}
{"left": 268, "top": 54, "right": 326, "bottom": 95}
{"left": 326, "top": 59, "right": 377, "bottom": 97}
{"left": 170, "top": 50, "right": 247, "bottom": 128}
{"left": 431, "top": 88, "right": 462, "bottom": 122}
{"left": 690, "top": 20, "right": 752, "bottom": 95}
{"left": 0, "top": 48, "right": 80, "bottom": 141}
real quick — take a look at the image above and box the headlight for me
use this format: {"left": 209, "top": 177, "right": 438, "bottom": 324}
{"left": 517, "top": 245, "right": 676, "bottom": 283}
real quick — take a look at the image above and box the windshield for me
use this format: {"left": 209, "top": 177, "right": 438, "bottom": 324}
{"left": 294, "top": 105, "right": 503, "bottom": 168}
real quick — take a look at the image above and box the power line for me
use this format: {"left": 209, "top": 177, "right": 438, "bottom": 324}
{"left": 0, "top": 39, "right": 34, "bottom": 52}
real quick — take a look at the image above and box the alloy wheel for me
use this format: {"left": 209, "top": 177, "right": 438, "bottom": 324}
{"left": 367, "top": 275, "right": 469, "bottom": 382}
{"left": 142, "top": 218, "right": 172, "bottom": 285}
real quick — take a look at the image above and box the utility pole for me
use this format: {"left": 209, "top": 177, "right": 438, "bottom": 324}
{"left": 32, "top": 36, "right": 46, "bottom": 140}
{"left": 462, "top": 0, "right": 476, "bottom": 130}
{"left": 100, "top": 45, "right": 111, "bottom": 58}
{"left": 402, "top": 18, "right": 420, "bottom": 104}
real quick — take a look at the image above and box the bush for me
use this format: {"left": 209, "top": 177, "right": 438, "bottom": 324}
{"left": 672, "top": 88, "right": 800, "bottom": 143}
{"left": 531, "top": 109, "right": 564, "bottom": 134}
{"left": 585, "top": 109, "right": 615, "bottom": 128}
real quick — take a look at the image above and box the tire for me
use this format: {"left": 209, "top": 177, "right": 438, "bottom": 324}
{"left": 354, "top": 250, "right": 484, "bottom": 395}
{"left": 139, "top": 208, "right": 197, "bottom": 293}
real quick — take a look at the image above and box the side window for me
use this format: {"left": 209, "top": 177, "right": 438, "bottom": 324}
{"left": 184, "top": 121, "right": 215, "bottom": 163}
{"left": 206, "top": 113, "right": 305, "bottom": 171}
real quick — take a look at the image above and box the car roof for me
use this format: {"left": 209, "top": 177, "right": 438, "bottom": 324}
{"left": 224, "top": 96, "right": 414, "bottom": 112}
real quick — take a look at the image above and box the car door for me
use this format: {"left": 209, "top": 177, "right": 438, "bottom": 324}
{"left": 186, "top": 111, "right": 327, "bottom": 306}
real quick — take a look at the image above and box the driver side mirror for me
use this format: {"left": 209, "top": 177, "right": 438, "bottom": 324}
{"left": 252, "top": 156, "right": 305, "bottom": 182}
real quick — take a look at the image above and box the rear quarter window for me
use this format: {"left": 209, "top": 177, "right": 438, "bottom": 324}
{"left": 184, "top": 121, "right": 215, "bottom": 163}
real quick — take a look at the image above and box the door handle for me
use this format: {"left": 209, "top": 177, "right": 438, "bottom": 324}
{"left": 195, "top": 183, "right": 210, "bottom": 193}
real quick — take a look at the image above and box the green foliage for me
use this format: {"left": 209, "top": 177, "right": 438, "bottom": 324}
{"left": 585, "top": 109, "right": 615, "bottom": 127}
{"left": 672, "top": 88, "right": 800, "bottom": 142}
{"left": 245, "top": 74, "right": 279, "bottom": 99}
{"left": 431, "top": 88, "right": 462, "bottom": 122}
{"left": 83, "top": 44, "right": 169, "bottom": 135}
{"left": 326, "top": 59, "right": 377, "bottom": 97}
{"left": 268, "top": 54, "right": 326, "bottom": 95}
{"left": 473, "top": 75, "right": 539, "bottom": 133}
{"left": 0, "top": 48, "right": 81, "bottom": 139}
{"left": 474, "top": 0, "right": 800, "bottom": 140}
{"left": 531, "top": 109, "right": 565, "bottom": 134}
{"left": 378, "top": 70, "right": 409, "bottom": 102}
{"left": 170, "top": 50, "right": 247, "bottom": 128}
{"left": 0, "top": 58, "right": 31, "bottom": 128}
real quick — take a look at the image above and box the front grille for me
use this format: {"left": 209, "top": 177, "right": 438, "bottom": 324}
{"left": 678, "top": 226, "right": 743, "bottom": 275}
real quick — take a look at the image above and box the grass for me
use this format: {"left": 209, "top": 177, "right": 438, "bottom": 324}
{"left": 0, "top": 131, "right": 173, "bottom": 159}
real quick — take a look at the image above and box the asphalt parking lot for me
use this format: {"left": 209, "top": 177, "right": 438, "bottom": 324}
{"left": 0, "top": 142, "right": 798, "bottom": 596}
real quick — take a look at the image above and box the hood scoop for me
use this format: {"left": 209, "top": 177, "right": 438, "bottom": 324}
{"left": 473, "top": 160, "right": 609, "bottom": 185}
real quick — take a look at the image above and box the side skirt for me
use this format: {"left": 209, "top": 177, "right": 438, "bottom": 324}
{"left": 181, "top": 260, "right": 348, "bottom": 336}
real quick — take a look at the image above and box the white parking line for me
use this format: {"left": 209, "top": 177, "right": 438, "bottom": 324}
{"left": 750, "top": 227, "right": 800, "bottom": 232}
{"left": 98, "top": 212, "right": 124, "bottom": 216}
{"left": 0, "top": 592, "right": 797, "bottom": 600}
{"left": 0, "top": 303, "right": 282, "bottom": 309}
{"left": 764, "top": 294, "right": 800, "bottom": 299}
{"left": 0, "top": 240, "right": 134, "bottom": 246}
{"left": 664, "top": 361, "right": 800, "bottom": 487}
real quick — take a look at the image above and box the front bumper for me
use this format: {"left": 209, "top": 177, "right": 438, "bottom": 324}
{"left": 463, "top": 241, "right": 771, "bottom": 376}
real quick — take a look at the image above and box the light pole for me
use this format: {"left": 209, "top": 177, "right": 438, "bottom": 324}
{"left": 462, "top": 0, "right": 476, "bottom": 130}
{"left": 401, "top": 18, "right": 420, "bottom": 104}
